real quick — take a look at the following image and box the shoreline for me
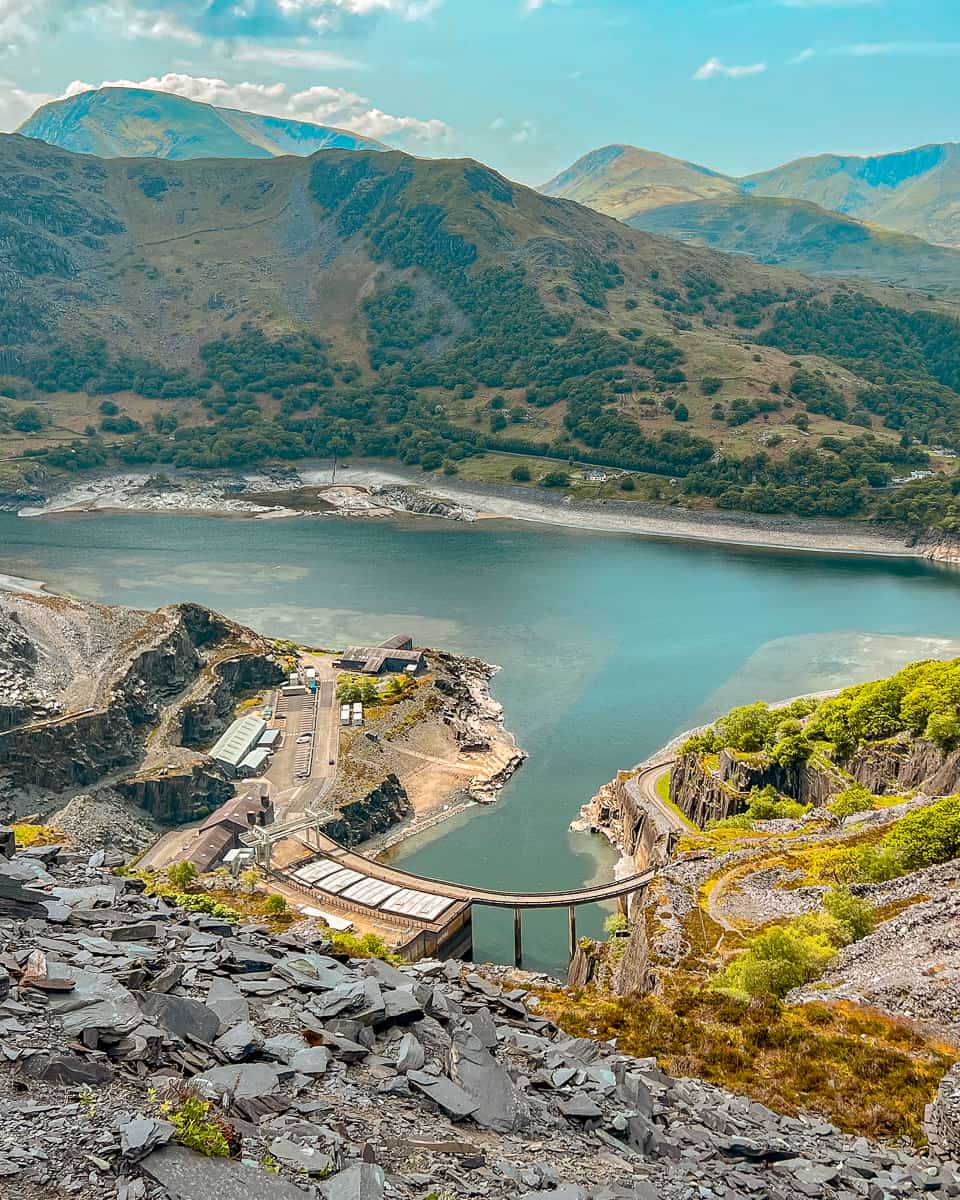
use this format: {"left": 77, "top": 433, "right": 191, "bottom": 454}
{"left": 9, "top": 460, "right": 955, "bottom": 562}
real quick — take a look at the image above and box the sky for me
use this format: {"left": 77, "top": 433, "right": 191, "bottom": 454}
{"left": 1, "top": 0, "right": 959, "bottom": 183}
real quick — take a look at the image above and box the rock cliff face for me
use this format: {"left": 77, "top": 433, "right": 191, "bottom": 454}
{"left": 669, "top": 748, "right": 844, "bottom": 825}
{"left": 848, "top": 735, "right": 960, "bottom": 795}
{"left": 0, "top": 608, "right": 204, "bottom": 789}
{"left": 179, "top": 652, "right": 285, "bottom": 748}
{"left": 321, "top": 773, "right": 411, "bottom": 846}
{"left": 0, "top": 596, "right": 280, "bottom": 808}
{"left": 115, "top": 764, "right": 235, "bottom": 824}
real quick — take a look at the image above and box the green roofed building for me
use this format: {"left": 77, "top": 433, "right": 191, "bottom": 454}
{"left": 209, "top": 714, "right": 267, "bottom": 775}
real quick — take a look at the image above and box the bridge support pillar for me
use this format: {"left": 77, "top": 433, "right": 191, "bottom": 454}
{"left": 514, "top": 907, "right": 522, "bottom": 967}
{"left": 567, "top": 906, "right": 577, "bottom": 962}
{"left": 618, "top": 893, "right": 629, "bottom": 918}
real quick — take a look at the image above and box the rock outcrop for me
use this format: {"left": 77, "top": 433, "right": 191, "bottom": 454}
{"left": 670, "top": 748, "right": 844, "bottom": 826}
{"left": 320, "top": 774, "right": 412, "bottom": 846}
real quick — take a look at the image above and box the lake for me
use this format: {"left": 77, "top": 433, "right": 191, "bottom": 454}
{"left": 3, "top": 509, "right": 960, "bottom": 973}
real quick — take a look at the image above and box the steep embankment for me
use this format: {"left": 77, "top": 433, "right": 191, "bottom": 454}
{"left": 0, "top": 592, "right": 283, "bottom": 819}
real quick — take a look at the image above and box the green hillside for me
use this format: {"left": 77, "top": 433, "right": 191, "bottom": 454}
{"left": 17, "top": 87, "right": 387, "bottom": 161}
{"left": 744, "top": 144, "right": 960, "bottom": 249}
{"left": 544, "top": 142, "right": 960, "bottom": 292}
{"left": 629, "top": 195, "right": 960, "bottom": 294}
{"left": 3, "top": 133, "right": 960, "bottom": 531}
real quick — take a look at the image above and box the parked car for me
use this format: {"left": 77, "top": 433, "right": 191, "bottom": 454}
{"left": 296, "top": 734, "right": 312, "bottom": 744}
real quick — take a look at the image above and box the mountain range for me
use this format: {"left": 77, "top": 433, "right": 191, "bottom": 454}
{"left": 17, "top": 87, "right": 387, "bottom": 161}
{"left": 542, "top": 143, "right": 960, "bottom": 293}
{"left": 5, "top": 96, "right": 960, "bottom": 531}
{"left": 543, "top": 142, "right": 960, "bottom": 249}
{"left": 17, "top": 89, "right": 960, "bottom": 296}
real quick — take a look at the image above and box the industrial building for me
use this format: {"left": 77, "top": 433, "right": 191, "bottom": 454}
{"left": 335, "top": 634, "right": 425, "bottom": 675}
{"left": 208, "top": 714, "right": 267, "bottom": 775}
{"left": 184, "top": 791, "right": 275, "bottom": 872}
{"left": 239, "top": 746, "right": 271, "bottom": 776}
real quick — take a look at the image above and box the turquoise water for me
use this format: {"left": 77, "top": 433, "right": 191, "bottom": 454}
{"left": 3, "top": 509, "right": 960, "bottom": 973}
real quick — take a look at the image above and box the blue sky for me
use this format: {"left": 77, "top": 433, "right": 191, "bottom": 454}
{"left": 2, "top": 0, "right": 958, "bottom": 182}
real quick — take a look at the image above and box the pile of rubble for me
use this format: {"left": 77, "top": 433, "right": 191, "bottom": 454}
{"left": 1, "top": 840, "right": 958, "bottom": 1200}
{"left": 790, "top": 861, "right": 960, "bottom": 1042}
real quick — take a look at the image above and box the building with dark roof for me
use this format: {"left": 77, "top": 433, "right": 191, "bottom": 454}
{"left": 183, "top": 791, "right": 275, "bottom": 873}
{"left": 336, "top": 635, "right": 424, "bottom": 675}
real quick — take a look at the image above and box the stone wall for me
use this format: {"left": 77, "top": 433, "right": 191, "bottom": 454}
{"left": 848, "top": 736, "right": 960, "bottom": 796}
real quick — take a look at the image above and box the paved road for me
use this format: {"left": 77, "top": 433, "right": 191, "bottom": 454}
{"left": 627, "top": 759, "right": 693, "bottom": 836}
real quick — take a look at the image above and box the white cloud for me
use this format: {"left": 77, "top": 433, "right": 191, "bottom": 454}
{"left": 693, "top": 57, "right": 767, "bottom": 80}
{"left": 778, "top": 0, "right": 880, "bottom": 7}
{"left": 1, "top": 84, "right": 56, "bottom": 129}
{"left": 789, "top": 47, "right": 816, "bottom": 64}
{"left": 832, "top": 41, "right": 960, "bottom": 57}
{"left": 511, "top": 118, "right": 537, "bottom": 144}
{"left": 489, "top": 116, "right": 506, "bottom": 131}
{"left": 56, "top": 71, "right": 452, "bottom": 143}
{"left": 276, "top": 0, "right": 441, "bottom": 21}
{"left": 226, "top": 43, "right": 361, "bottom": 70}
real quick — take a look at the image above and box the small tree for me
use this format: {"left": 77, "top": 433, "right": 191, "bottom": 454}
{"left": 240, "top": 867, "right": 260, "bottom": 894}
{"left": 263, "top": 894, "right": 287, "bottom": 915}
{"left": 511, "top": 465, "right": 531, "bottom": 482}
{"left": 167, "top": 861, "right": 198, "bottom": 891}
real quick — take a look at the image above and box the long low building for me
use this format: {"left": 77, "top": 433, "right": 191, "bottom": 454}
{"left": 208, "top": 714, "right": 267, "bottom": 775}
{"left": 336, "top": 634, "right": 424, "bottom": 675}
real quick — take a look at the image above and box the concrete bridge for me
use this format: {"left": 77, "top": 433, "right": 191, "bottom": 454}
{"left": 243, "top": 818, "right": 655, "bottom": 964}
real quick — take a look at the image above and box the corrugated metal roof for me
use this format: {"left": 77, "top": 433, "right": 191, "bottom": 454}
{"left": 240, "top": 747, "right": 271, "bottom": 772}
{"left": 381, "top": 889, "right": 455, "bottom": 921}
{"left": 341, "top": 878, "right": 400, "bottom": 907}
{"left": 259, "top": 728, "right": 281, "bottom": 746}
{"left": 209, "top": 714, "right": 267, "bottom": 767}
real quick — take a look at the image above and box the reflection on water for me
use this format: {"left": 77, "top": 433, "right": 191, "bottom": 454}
{"left": 3, "top": 510, "right": 960, "bottom": 972}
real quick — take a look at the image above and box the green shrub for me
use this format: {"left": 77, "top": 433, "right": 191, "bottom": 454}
{"left": 510, "top": 465, "right": 531, "bottom": 482}
{"left": 167, "top": 861, "right": 198, "bottom": 891}
{"left": 828, "top": 785, "right": 877, "bottom": 819}
{"left": 883, "top": 795, "right": 960, "bottom": 871}
{"left": 714, "top": 891, "right": 873, "bottom": 999}
{"left": 263, "top": 894, "right": 287, "bottom": 915}
{"left": 823, "top": 886, "right": 875, "bottom": 942}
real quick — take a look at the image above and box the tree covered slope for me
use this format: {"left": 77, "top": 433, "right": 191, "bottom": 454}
{"left": 3, "top": 134, "right": 960, "bottom": 531}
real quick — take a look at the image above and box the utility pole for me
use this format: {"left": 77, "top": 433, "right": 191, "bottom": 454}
{"left": 331, "top": 454, "right": 338, "bottom": 485}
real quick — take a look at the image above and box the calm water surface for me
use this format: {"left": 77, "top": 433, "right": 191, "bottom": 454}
{"left": 2, "top": 510, "right": 960, "bottom": 972}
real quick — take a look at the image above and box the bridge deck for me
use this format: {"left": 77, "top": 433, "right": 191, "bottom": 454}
{"left": 288, "top": 831, "right": 654, "bottom": 910}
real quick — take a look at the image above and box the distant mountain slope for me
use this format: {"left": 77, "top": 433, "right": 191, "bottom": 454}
{"left": 629, "top": 195, "right": 960, "bottom": 293}
{"left": 743, "top": 144, "right": 960, "bottom": 249}
{"left": 543, "top": 141, "right": 960, "bottom": 290}
{"left": 16, "top": 87, "right": 388, "bottom": 161}
{"left": 541, "top": 144, "right": 739, "bottom": 218}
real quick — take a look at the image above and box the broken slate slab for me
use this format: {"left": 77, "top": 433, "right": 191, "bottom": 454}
{"left": 408, "top": 1070, "right": 480, "bottom": 1120}
{"left": 18, "top": 1052, "right": 113, "bottom": 1086}
{"left": 194, "top": 1062, "right": 281, "bottom": 1101}
{"left": 206, "top": 978, "right": 249, "bottom": 1031}
{"left": 447, "top": 1027, "right": 529, "bottom": 1133}
{"left": 138, "top": 991, "right": 220, "bottom": 1045}
{"left": 142, "top": 1143, "right": 314, "bottom": 1200}
{"left": 215, "top": 1020, "right": 264, "bottom": 1062}
{"left": 320, "top": 1162, "right": 385, "bottom": 1200}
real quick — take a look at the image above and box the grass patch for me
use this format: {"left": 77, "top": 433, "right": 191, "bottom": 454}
{"left": 654, "top": 771, "right": 698, "bottom": 831}
{"left": 537, "top": 983, "right": 953, "bottom": 1145}
{"left": 13, "top": 824, "right": 63, "bottom": 848}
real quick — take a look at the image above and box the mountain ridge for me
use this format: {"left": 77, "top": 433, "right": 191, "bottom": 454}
{"left": 16, "top": 86, "right": 389, "bottom": 161}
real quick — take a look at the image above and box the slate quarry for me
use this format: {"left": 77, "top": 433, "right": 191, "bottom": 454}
{"left": 1, "top": 841, "right": 958, "bottom": 1200}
